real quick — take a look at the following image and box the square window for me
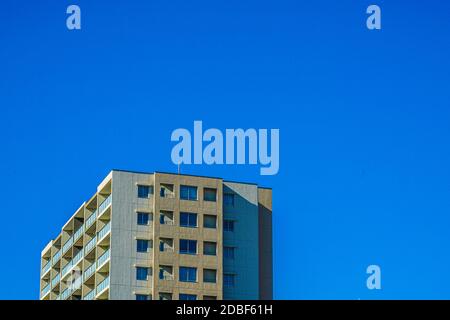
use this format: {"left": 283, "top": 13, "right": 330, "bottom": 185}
{"left": 224, "top": 220, "right": 235, "bottom": 232}
{"left": 138, "top": 185, "right": 152, "bottom": 198}
{"left": 180, "top": 239, "right": 197, "bottom": 255}
{"left": 224, "top": 274, "right": 235, "bottom": 287}
{"left": 203, "top": 188, "right": 217, "bottom": 202}
{"left": 180, "top": 185, "right": 198, "bottom": 201}
{"left": 203, "top": 215, "right": 217, "bottom": 229}
{"left": 179, "top": 267, "right": 197, "bottom": 282}
{"left": 136, "top": 267, "right": 149, "bottom": 281}
{"left": 179, "top": 294, "right": 197, "bottom": 301}
{"left": 180, "top": 212, "right": 197, "bottom": 228}
{"left": 223, "top": 193, "right": 235, "bottom": 206}
{"left": 137, "top": 239, "right": 149, "bottom": 253}
{"left": 203, "top": 241, "right": 216, "bottom": 256}
{"left": 137, "top": 212, "right": 150, "bottom": 225}
{"left": 136, "top": 294, "right": 150, "bottom": 301}
{"left": 203, "top": 269, "right": 217, "bottom": 283}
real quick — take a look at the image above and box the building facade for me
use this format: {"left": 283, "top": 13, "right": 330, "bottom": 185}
{"left": 39, "top": 170, "right": 272, "bottom": 300}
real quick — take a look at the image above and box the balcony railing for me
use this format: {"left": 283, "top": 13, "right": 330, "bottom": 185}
{"left": 83, "top": 289, "right": 96, "bottom": 300}
{"left": 52, "top": 250, "right": 61, "bottom": 265}
{"left": 97, "top": 249, "right": 110, "bottom": 269}
{"left": 62, "top": 237, "right": 73, "bottom": 254}
{"left": 96, "top": 276, "right": 110, "bottom": 295}
{"left": 97, "top": 222, "right": 111, "bottom": 241}
{"left": 51, "top": 273, "right": 60, "bottom": 288}
{"left": 73, "top": 250, "right": 83, "bottom": 265}
{"left": 84, "top": 263, "right": 96, "bottom": 281}
{"left": 42, "top": 260, "right": 51, "bottom": 275}
{"left": 62, "top": 261, "right": 73, "bottom": 277}
{"left": 41, "top": 283, "right": 50, "bottom": 298}
{"left": 98, "top": 195, "right": 112, "bottom": 215}
{"left": 84, "top": 236, "right": 97, "bottom": 255}
{"left": 159, "top": 274, "right": 174, "bottom": 281}
{"left": 74, "top": 226, "right": 84, "bottom": 242}
{"left": 85, "top": 210, "right": 97, "bottom": 230}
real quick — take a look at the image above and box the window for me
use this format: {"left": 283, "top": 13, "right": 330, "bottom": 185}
{"left": 136, "top": 267, "right": 149, "bottom": 281}
{"left": 179, "top": 294, "right": 197, "bottom": 301}
{"left": 180, "top": 239, "right": 197, "bottom": 255}
{"left": 159, "top": 265, "right": 173, "bottom": 280}
{"left": 137, "top": 185, "right": 152, "bottom": 198}
{"left": 203, "top": 296, "right": 217, "bottom": 300}
{"left": 159, "top": 292, "right": 172, "bottom": 300}
{"left": 203, "top": 215, "right": 217, "bottom": 229}
{"left": 137, "top": 239, "right": 149, "bottom": 253}
{"left": 137, "top": 212, "right": 150, "bottom": 225}
{"left": 224, "top": 220, "right": 235, "bottom": 232}
{"left": 203, "top": 242, "right": 216, "bottom": 256}
{"left": 180, "top": 212, "right": 197, "bottom": 228}
{"left": 203, "top": 188, "right": 217, "bottom": 202}
{"left": 203, "top": 269, "right": 217, "bottom": 283}
{"left": 159, "top": 238, "right": 173, "bottom": 252}
{"left": 223, "top": 193, "right": 235, "bottom": 206}
{"left": 180, "top": 185, "right": 198, "bottom": 201}
{"left": 179, "top": 267, "right": 197, "bottom": 282}
{"left": 224, "top": 274, "right": 235, "bottom": 287}
{"left": 224, "top": 246, "right": 235, "bottom": 259}
{"left": 160, "top": 211, "right": 174, "bottom": 225}
{"left": 136, "top": 294, "right": 150, "bottom": 301}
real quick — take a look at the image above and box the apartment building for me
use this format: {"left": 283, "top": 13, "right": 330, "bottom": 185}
{"left": 39, "top": 170, "right": 272, "bottom": 300}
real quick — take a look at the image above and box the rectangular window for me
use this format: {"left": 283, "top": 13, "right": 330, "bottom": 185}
{"left": 180, "top": 212, "right": 197, "bottom": 228}
{"left": 180, "top": 185, "right": 198, "bottom": 201}
{"left": 203, "top": 215, "right": 217, "bottom": 229}
{"left": 224, "top": 246, "right": 235, "bottom": 259}
{"left": 223, "top": 193, "right": 235, "bottom": 206}
{"left": 159, "top": 292, "right": 172, "bottom": 300}
{"left": 159, "top": 266, "right": 173, "bottom": 280}
{"left": 137, "top": 185, "right": 152, "bottom": 198}
{"left": 136, "top": 294, "right": 150, "bottom": 301}
{"left": 159, "top": 238, "right": 173, "bottom": 252}
{"left": 203, "top": 269, "right": 217, "bottom": 283}
{"left": 203, "top": 241, "right": 216, "bottom": 256}
{"left": 180, "top": 239, "right": 197, "bottom": 255}
{"left": 224, "top": 274, "right": 235, "bottom": 287}
{"left": 203, "top": 188, "right": 217, "bottom": 202}
{"left": 137, "top": 212, "right": 150, "bottom": 225}
{"left": 160, "top": 211, "right": 174, "bottom": 225}
{"left": 136, "top": 267, "right": 149, "bottom": 281}
{"left": 179, "top": 294, "right": 197, "bottom": 301}
{"left": 137, "top": 239, "right": 149, "bottom": 253}
{"left": 179, "top": 267, "right": 197, "bottom": 282}
{"left": 224, "top": 220, "right": 235, "bottom": 232}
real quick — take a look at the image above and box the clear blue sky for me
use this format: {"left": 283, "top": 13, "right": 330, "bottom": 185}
{"left": 1, "top": 0, "right": 450, "bottom": 299}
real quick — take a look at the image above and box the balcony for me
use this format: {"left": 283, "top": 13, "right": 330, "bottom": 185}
{"left": 41, "top": 260, "right": 51, "bottom": 276}
{"left": 61, "top": 261, "right": 73, "bottom": 277}
{"left": 51, "top": 273, "right": 60, "bottom": 288}
{"left": 97, "top": 222, "right": 111, "bottom": 242}
{"left": 62, "top": 237, "right": 74, "bottom": 254}
{"left": 73, "top": 250, "right": 84, "bottom": 265}
{"left": 40, "top": 283, "right": 50, "bottom": 298}
{"left": 73, "top": 226, "right": 84, "bottom": 242}
{"left": 84, "top": 236, "right": 97, "bottom": 255}
{"left": 97, "top": 249, "right": 110, "bottom": 270}
{"left": 83, "top": 289, "right": 96, "bottom": 300}
{"left": 96, "top": 276, "right": 110, "bottom": 297}
{"left": 98, "top": 195, "right": 112, "bottom": 216}
{"left": 85, "top": 210, "right": 97, "bottom": 230}
{"left": 159, "top": 274, "right": 174, "bottom": 281}
{"left": 60, "top": 287, "right": 70, "bottom": 300}
{"left": 83, "top": 263, "right": 96, "bottom": 281}
{"left": 52, "top": 250, "right": 61, "bottom": 266}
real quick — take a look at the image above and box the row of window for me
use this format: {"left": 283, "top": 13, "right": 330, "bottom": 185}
{"left": 137, "top": 211, "right": 235, "bottom": 231}
{"left": 137, "top": 184, "right": 235, "bottom": 206}
{"left": 135, "top": 266, "right": 235, "bottom": 286}
{"left": 135, "top": 294, "right": 217, "bottom": 301}
{"left": 136, "top": 239, "right": 235, "bottom": 258}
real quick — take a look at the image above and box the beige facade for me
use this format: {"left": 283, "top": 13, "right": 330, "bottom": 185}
{"left": 39, "top": 170, "right": 272, "bottom": 300}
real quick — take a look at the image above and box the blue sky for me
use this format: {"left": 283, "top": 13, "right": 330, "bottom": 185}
{"left": 1, "top": 0, "right": 450, "bottom": 299}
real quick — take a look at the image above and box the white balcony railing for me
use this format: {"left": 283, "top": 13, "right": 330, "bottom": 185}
{"left": 73, "top": 250, "right": 83, "bottom": 265}
{"left": 62, "top": 261, "right": 73, "bottom": 277}
{"left": 96, "top": 276, "right": 110, "bottom": 295}
{"left": 62, "top": 237, "right": 73, "bottom": 254}
{"left": 97, "top": 249, "right": 110, "bottom": 269}
{"left": 83, "top": 289, "right": 96, "bottom": 300}
{"left": 41, "top": 283, "right": 50, "bottom": 298}
{"left": 84, "top": 236, "right": 97, "bottom": 255}
{"left": 83, "top": 263, "right": 96, "bottom": 281}
{"left": 52, "top": 250, "right": 61, "bottom": 265}
{"left": 85, "top": 210, "right": 97, "bottom": 230}
{"left": 98, "top": 195, "right": 112, "bottom": 215}
{"left": 74, "top": 226, "right": 84, "bottom": 242}
{"left": 42, "top": 261, "right": 51, "bottom": 275}
{"left": 51, "top": 273, "right": 60, "bottom": 288}
{"left": 160, "top": 274, "right": 174, "bottom": 281}
{"left": 97, "top": 222, "right": 111, "bottom": 241}
{"left": 60, "top": 288, "right": 70, "bottom": 300}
